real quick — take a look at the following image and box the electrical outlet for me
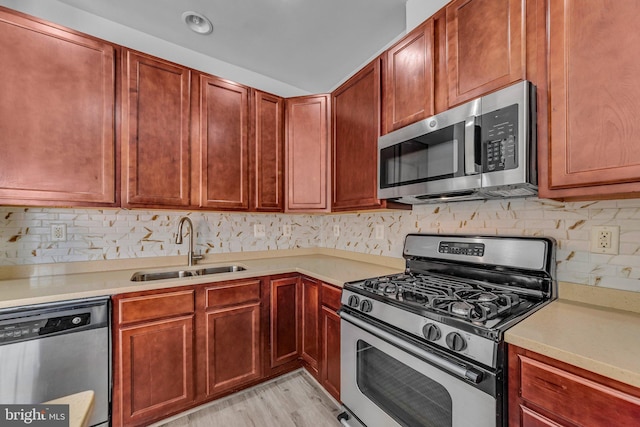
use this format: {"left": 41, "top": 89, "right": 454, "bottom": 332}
{"left": 375, "top": 224, "right": 384, "bottom": 240}
{"left": 283, "top": 224, "right": 292, "bottom": 237}
{"left": 51, "top": 224, "right": 67, "bottom": 242}
{"left": 254, "top": 224, "right": 266, "bottom": 238}
{"left": 333, "top": 225, "right": 340, "bottom": 237}
{"left": 591, "top": 226, "right": 619, "bottom": 255}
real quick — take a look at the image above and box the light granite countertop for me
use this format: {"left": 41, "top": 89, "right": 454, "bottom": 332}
{"left": 0, "top": 248, "right": 403, "bottom": 309}
{"left": 505, "top": 282, "right": 640, "bottom": 389}
{"left": 2, "top": 249, "right": 640, "bottom": 391}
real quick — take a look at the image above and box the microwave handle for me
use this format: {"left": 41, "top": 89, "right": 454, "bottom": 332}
{"left": 464, "top": 116, "right": 479, "bottom": 175}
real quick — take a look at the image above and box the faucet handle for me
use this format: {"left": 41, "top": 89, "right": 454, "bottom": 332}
{"left": 191, "top": 253, "right": 204, "bottom": 264}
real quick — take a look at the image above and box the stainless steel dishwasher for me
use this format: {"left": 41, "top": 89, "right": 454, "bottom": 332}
{"left": 0, "top": 296, "right": 111, "bottom": 427}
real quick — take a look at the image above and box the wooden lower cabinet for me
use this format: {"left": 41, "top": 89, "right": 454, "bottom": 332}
{"left": 119, "top": 317, "right": 195, "bottom": 425}
{"left": 114, "top": 275, "right": 343, "bottom": 426}
{"left": 269, "top": 275, "right": 301, "bottom": 370}
{"left": 113, "top": 289, "right": 197, "bottom": 427}
{"left": 301, "top": 276, "right": 320, "bottom": 376}
{"left": 203, "top": 279, "right": 262, "bottom": 397}
{"left": 320, "top": 283, "right": 342, "bottom": 401}
{"left": 508, "top": 345, "right": 640, "bottom": 427}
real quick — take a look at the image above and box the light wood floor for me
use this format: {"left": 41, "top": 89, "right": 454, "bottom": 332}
{"left": 156, "top": 370, "right": 343, "bottom": 427}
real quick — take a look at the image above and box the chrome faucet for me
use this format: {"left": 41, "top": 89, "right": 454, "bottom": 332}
{"left": 176, "top": 217, "right": 203, "bottom": 266}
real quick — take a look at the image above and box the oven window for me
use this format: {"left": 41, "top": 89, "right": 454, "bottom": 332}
{"left": 356, "top": 340, "right": 452, "bottom": 427}
{"left": 379, "top": 122, "right": 466, "bottom": 189}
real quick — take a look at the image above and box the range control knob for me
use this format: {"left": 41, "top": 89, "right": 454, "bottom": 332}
{"left": 446, "top": 332, "right": 467, "bottom": 352}
{"left": 360, "top": 299, "right": 373, "bottom": 313}
{"left": 422, "top": 323, "right": 441, "bottom": 341}
{"left": 347, "top": 295, "right": 360, "bottom": 308}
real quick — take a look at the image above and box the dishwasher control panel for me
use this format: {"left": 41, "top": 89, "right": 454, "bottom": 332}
{"left": 0, "top": 319, "right": 46, "bottom": 343}
{"left": 0, "top": 313, "right": 91, "bottom": 344}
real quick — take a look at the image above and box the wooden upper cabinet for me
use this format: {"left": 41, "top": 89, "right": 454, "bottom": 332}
{"left": 540, "top": 0, "right": 640, "bottom": 199}
{"left": 382, "top": 19, "right": 435, "bottom": 135}
{"left": 251, "top": 90, "right": 284, "bottom": 212}
{"left": 0, "top": 8, "right": 116, "bottom": 206}
{"left": 332, "top": 60, "right": 384, "bottom": 211}
{"left": 122, "top": 51, "right": 191, "bottom": 208}
{"left": 446, "top": 0, "right": 525, "bottom": 107}
{"left": 285, "top": 94, "right": 331, "bottom": 212}
{"left": 195, "top": 75, "right": 250, "bottom": 210}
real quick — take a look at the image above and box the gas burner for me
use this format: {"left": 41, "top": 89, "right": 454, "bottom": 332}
{"left": 450, "top": 301, "right": 473, "bottom": 316}
{"left": 363, "top": 273, "right": 411, "bottom": 294}
{"left": 477, "top": 292, "right": 497, "bottom": 302}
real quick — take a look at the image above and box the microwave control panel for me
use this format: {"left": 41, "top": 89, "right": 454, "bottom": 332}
{"left": 482, "top": 103, "right": 518, "bottom": 172}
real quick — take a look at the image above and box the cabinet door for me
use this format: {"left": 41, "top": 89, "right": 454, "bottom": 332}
{"left": 122, "top": 51, "right": 191, "bottom": 208}
{"left": 382, "top": 19, "right": 435, "bottom": 134}
{"left": 204, "top": 303, "right": 261, "bottom": 396}
{"left": 541, "top": 1, "right": 640, "bottom": 199}
{"left": 446, "top": 0, "right": 524, "bottom": 107}
{"left": 509, "top": 345, "right": 640, "bottom": 427}
{"left": 320, "top": 305, "right": 341, "bottom": 401}
{"left": 300, "top": 277, "right": 319, "bottom": 375}
{"left": 196, "top": 75, "right": 250, "bottom": 210}
{"left": 285, "top": 95, "right": 331, "bottom": 212}
{"left": 0, "top": 9, "right": 116, "bottom": 206}
{"left": 118, "top": 316, "right": 195, "bottom": 426}
{"left": 270, "top": 276, "right": 300, "bottom": 368}
{"left": 252, "top": 90, "right": 284, "bottom": 212}
{"left": 332, "top": 60, "right": 384, "bottom": 211}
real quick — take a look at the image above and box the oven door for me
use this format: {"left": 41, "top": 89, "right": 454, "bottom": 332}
{"left": 340, "top": 312, "right": 498, "bottom": 427}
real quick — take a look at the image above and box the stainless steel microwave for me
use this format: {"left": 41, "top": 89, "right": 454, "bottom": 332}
{"left": 378, "top": 81, "right": 537, "bottom": 204}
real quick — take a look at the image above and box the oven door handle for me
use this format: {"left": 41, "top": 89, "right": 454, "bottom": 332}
{"left": 341, "top": 311, "right": 484, "bottom": 384}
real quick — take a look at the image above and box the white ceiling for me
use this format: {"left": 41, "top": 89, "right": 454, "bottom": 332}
{"left": 54, "top": 0, "right": 411, "bottom": 93}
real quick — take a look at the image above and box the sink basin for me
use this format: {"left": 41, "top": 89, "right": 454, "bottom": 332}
{"left": 130, "top": 265, "right": 246, "bottom": 282}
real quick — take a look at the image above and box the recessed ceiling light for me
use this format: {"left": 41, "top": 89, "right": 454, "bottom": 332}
{"left": 182, "top": 11, "right": 213, "bottom": 35}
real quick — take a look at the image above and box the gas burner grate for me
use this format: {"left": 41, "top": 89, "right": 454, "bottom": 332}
{"left": 430, "top": 288, "right": 521, "bottom": 322}
{"left": 357, "top": 272, "right": 528, "bottom": 324}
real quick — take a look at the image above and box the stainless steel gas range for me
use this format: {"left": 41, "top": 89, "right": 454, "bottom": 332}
{"left": 338, "top": 234, "right": 556, "bottom": 427}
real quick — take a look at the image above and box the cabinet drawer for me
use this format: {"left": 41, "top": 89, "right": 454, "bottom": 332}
{"left": 118, "top": 290, "right": 195, "bottom": 325}
{"left": 205, "top": 279, "right": 261, "bottom": 309}
{"left": 321, "top": 283, "right": 342, "bottom": 311}
{"left": 519, "top": 355, "right": 640, "bottom": 426}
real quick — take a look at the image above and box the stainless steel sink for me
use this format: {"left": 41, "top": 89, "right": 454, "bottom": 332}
{"left": 130, "top": 265, "right": 246, "bottom": 282}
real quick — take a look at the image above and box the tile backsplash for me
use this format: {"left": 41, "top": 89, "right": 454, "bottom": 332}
{"left": 2, "top": 197, "right": 640, "bottom": 292}
{"left": 0, "top": 208, "right": 320, "bottom": 264}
